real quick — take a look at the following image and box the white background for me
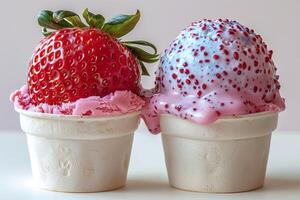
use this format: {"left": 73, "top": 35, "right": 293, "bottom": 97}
{"left": 0, "top": 0, "right": 299, "bottom": 132}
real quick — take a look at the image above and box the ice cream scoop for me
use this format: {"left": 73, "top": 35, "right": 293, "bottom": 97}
{"left": 144, "top": 19, "right": 285, "bottom": 133}
{"left": 11, "top": 85, "right": 145, "bottom": 116}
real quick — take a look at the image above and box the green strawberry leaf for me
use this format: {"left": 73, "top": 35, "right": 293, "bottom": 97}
{"left": 102, "top": 10, "right": 140, "bottom": 38}
{"left": 41, "top": 27, "right": 54, "bottom": 36}
{"left": 53, "top": 10, "right": 86, "bottom": 28}
{"left": 122, "top": 40, "right": 157, "bottom": 54}
{"left": 126, "top": 45, "right": 158, "bottom": 76}
{"left": 123, "top": 40, "right": 159, "bottom": 76}
{"left": 83, "top": 8, "right": 105, "bottom": 29}
{"left": 139, "top": 60, "right": 150, "bottom": 76}
{"left": 125, "top": 45, "right": 159, "bottom": 63}
{"left": 37, "top": 10, "right": 62, "bottom": 30}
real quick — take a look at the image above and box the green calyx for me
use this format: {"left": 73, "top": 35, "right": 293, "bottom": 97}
{"left": 37, "top": 8, "right": 159, "bottom": 76}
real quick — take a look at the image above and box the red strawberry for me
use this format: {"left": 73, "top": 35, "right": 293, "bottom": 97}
{"left": 28, "top": 9, "right": 158, "bottom": 105}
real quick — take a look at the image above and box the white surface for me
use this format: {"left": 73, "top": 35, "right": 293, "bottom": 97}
{"left": 1, "top": 125, "right": 300, "bottom": 199}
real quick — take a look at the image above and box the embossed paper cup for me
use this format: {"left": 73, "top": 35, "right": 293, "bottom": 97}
{"left": 17, "top": 109, "right": 141, "bottom": 192}
{"left": 160, "top": 112, "right": 278, "bottom": 193}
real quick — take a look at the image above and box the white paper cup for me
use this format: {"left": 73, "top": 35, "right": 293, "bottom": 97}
{"left": 17, "top": 109, "right": 141, "bottom": 192}
{"left": 160, "top": 112, "right": 278, "bottom": 193}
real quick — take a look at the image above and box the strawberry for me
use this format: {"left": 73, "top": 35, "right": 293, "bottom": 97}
{"left": 27, "top": 9, "right": 158, "bottom": 105}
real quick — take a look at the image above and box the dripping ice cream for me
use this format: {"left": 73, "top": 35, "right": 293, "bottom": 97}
{"left": 144, "top": 19, "right": 285, "bottom": 133}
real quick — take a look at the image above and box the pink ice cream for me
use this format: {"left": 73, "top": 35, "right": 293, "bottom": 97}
{"left": 144, "top": 19, "right": 285, "bottom": 133}
{"left": 11, "top": 85, "right": 145, "bottom": 116}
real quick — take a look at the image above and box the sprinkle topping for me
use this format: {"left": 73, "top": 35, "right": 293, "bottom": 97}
{"left": 144, "top": 19, "right": 285, "bottom": 134}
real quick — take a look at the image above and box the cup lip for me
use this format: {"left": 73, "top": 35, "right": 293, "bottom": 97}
{"left": 15, "top": 107, "right": 141, "bottom": 121}
{"left": 161, "top": 111, "right": 278, "bottom": 123}
{"left": 160, "top": 111, "right": 279, "bottom": 140}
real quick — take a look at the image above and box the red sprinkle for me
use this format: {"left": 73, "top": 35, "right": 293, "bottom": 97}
{"left": 197, "top": 90, "right": 202, "bottom": 97}
{"left": 213, "top": 54, "right": 220, "bottom": 60}
{"left": 233, "top": 52, "right": 239, "bottom": 60}
{"left": 223, "top": 49, "right": 229, "bottom": 55}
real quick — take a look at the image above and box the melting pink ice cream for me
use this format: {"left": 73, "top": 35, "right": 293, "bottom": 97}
{"left": 11, "top": 85, "right": 145, "bottom": 116}
{"left": 143, "top": 19, "right": 285, "bottom": 134}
